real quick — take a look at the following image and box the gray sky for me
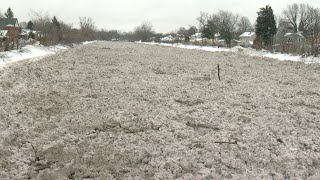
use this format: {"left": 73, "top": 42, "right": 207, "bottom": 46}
{"left": 1, "top": 0, "right": 319, "bottom": 33}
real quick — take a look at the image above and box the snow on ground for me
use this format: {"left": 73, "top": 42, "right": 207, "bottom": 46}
{"left": 0, "top": 41, "right": 100, "bottom": 68}
{"left": 82, "top": 40, "right": 98, "bottom": 45}
{"left": 143, "top": 42, "right": 320, "bottom": 64}
{"left": 143, "top": 42, "right": 229, "bottom": 52}
{"left": 0, "top": 41, "right": 319, "bottom": 179}
{"left": 0, "top": 45, "right": 68, "bottom": 67}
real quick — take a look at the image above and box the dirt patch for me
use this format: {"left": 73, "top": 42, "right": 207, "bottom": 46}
{"left": 0, "top": 41, "right": 319, "bottom": 179}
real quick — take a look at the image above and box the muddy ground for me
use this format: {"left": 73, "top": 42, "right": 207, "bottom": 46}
{"left": 0, "top": 42, "right": 319, "bottom": 180}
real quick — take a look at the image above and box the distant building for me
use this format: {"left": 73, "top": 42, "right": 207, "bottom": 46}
{"left": 284, "top": 32, "right": 305, "bottom": 54}
{"left": 284, "top": 32, "right": 305, "bottom": 44}
{"left": 213, "top": 33, "right": 227, "bottom": 47}
{"left": 160, "top": 35, "right": 174, "bottom": 42}
{"left": 190, "top": 33, "right": 202, "bottom": 42}
{"left": 189, "top": 33, "right": 213, "bottom": 46}
{"left": 20, "top": 29, "right": 38, "bottom": 39}
{"left": 239, "top": 32, "right": 256, "bottom": 47}
{"left": 176, "top": 34, "right": 185, "bottom": 42}
{"left": 0, "top": 18, "right": 21, "bottom": 50}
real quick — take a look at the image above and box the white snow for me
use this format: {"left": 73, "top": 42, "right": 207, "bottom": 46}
{"left": 82, "top": 40, "right": 98, "bottom": 45}
{"left": 242, "top": 48, "right": 319, "bottom": 63}
{"left": 143, "top": 42, "right": 229, "bottom": 52}
{"left": 0, "top": 30, "right": 8, "bottom": 37}
{"left": 143, "top": 42, "right": 320, "bottom": 64}
{"left": 0, "top": 45, "right": 68, "bottom": 67}
{"left": 239, "top": 32, "right": 255, "bottom": 37}
{"left": 284, "top": 32, "right": 304, "bottom": 38}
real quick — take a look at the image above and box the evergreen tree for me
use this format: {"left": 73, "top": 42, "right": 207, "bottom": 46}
{"left": 220, "top": 30, "right": 232, "bottom": 47}
{"left": 255, "top": 5, "right": 277, "bottom": 50}
{"left": 201, "top": 20, "right": 217, "bottom": 39}
{"left": 26, "top": 21, "right": 34, "bottom": 30}
{"left": 4, "top": 7, "right": 14, "bottom": 18}
{"left": 52, "top": 16, "right": 62, "bottom": 42}
{"left": 52, "top": 16, "right": 60, "bottom": 29}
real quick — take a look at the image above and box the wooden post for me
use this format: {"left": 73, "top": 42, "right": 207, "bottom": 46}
{"left": 217, "top": 64, "right": 221, "bottom": 81}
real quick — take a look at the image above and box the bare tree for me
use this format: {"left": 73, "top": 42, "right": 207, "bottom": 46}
{"left": 79, "top": 17, "right": 96, "bottom": 41}
{"left": 198, "top": 10, "right": 240, "bottom": 47}
{"left": 29, "top": 10, "right": 81, "bottom": 45}
{"left": 177, "top": 27, "right": 187, "bottom": 36}
{"left": 197, "top": 11, "right": 210, "bottom": 32}
{"left": 202, "top": 14, "right": 220, "bottom": 39}
{"left": 217, "top": 10, "right": 240, "bottom": 47}
{"left": 134, "top": 22, "right": 154, "bottom": 42}
{"left": 282, "top": 3, "right": 313, "bottom": 32}
{"left": 237, "top": 16, "right": 253, "bottom": 34}
{"left": 282, "top": 4, "right": 320, "bottom": 55}
{"left": 186, "top": 26, "right": 197, "bottom": 36}
{"left": 304, "top": 7, "right": 320, "bottom": 55}
{"left": 0, "top": 11, "right": 4, "bottom": 18}
{"left": 29, "top": 10, "right": 53, "bottom": 44}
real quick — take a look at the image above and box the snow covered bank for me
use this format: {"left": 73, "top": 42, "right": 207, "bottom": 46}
{"left": 142, "top": 42, "right": 320, "bottom": 63}
{"left": 0, "top": 45, "right": 68, "bottom": 67}
{"left": 251, "top": 50, "right": 320, "bottom": 63}
{"left": 231, "top": 46, "right": 320, "bottom": 64}
{"left": 143, "top": 42, "right": 229, "bottom": 52}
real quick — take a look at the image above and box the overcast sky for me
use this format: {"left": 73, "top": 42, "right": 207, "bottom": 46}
{"left": 1, "top": 0, "right": 319, "bottom": 33}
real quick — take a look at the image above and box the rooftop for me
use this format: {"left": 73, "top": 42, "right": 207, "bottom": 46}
{"left": 0, "top": 18, "right": 19, "bottom": 28}
{"left": 284, "top": 32, "right": 304, "bottom": 38}
{"left": 240, "top": 32, "right": 255, "bottom": 37}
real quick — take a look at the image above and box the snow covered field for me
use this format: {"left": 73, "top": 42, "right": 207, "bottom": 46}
{"left": 0, "top": 42, "right": 319, "bottom": 179}
{"left": 143, "top": 42, "right": 320, "bottom": 64}
{"left": 0, "top": 45, "right": 68, "bottom": 67}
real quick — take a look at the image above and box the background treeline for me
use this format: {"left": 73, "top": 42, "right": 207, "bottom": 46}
{"left": 0, "top": 3, "right": 319, "bottom": 55}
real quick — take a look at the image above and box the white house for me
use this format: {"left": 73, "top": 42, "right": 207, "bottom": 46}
{"left": 160, "top": 35, "right": 174, "bottom": 42}
{"left": 239, "top": 32, "right": 256, "bottom": 47}
{"left": 190, "top": 33, "right": 202, "bottom": 42}
{"left": 284, "top": 32, "right": 304, "bottom": 43}
{"left": 284, "top": 32, "right": 306, "bottom": 53}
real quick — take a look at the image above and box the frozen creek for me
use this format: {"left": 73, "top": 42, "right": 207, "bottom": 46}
{"left": 0, "top": 42, "right": 319, "bottom": 179}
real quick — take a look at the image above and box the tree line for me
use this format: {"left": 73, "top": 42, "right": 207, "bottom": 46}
{"left": 197, "top": 3, "right": 320, "bottom": 54}
{"left": 1, "top": 3, "right": 319, "bottom": 55}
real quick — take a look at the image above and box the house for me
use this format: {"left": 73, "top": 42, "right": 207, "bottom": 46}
{"left": 161, "top": 35, "right": 174, "bottom": 42}
{"left": 20, "top": 29, "right": 38, "bottom": 39}
{"left": 239, "top": 32, "right": 256, "bottom": 47}
{"left": 189, "top": 33, "right": 212, "bottom": 46}
{"left": 213, "top": 33, "right": 227, "bottom": 47}
{"left": 0, "top": 18, "right": 21, "bottom": 49}
{"left": 284, "top": 32, "right": 305, "bottom": 54}
{"left": 190, "top": 33, "right": 202, "bottom": 42}
{"left": 176, "top": 34, "right": 185, "bottom": 42}
{"left": 284, "top": 32, "right": 305, "bottom": 44}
